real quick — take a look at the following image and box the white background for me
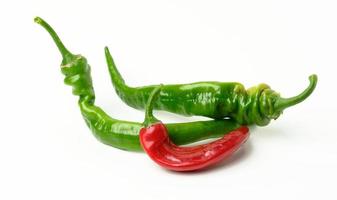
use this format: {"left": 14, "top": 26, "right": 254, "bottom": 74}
{"left": 1, "top": 0, "right": 336, "bottom": 199}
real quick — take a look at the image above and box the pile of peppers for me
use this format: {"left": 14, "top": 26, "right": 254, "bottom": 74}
{"left": 35, "top": 17, "right": 317, "bottom": 172}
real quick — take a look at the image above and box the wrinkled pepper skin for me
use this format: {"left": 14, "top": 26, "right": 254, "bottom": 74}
{"left": 80, "top": 96, "right": 240, "bottom": 151}
{"left": 35, "top": 17, "right": 240, "bottom": 151}
{"left": 139, "top": 86, "right": 250, "bottom": 171}
{"left": 105, "top": 47, "right": 317, "bottom": 126}
{"left": 140, "top": 123, "right": 249, "bottom": 171}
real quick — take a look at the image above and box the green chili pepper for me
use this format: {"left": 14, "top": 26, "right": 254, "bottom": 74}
{"left": 35, "top": 17, "right": 240, "bottom": 151}
{"left": 139, "top": 85, "right": 249, "bottom": 172}
{"left": 104, "top": 47, "right": 317, "bottom": 126}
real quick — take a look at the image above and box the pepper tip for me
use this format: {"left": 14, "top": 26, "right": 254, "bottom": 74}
{"left": 104, "top": 46, "right": 110, "bottom": 54}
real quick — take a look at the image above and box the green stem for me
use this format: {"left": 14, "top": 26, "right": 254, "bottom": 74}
{"left": 275, "top": 74, "right": 318, "bottom": 111}
{"left": 34, "top": 17, "right": 75, "bottom": 63}
{"left": 143, "top": 85, "right": 163, "bottom": 127}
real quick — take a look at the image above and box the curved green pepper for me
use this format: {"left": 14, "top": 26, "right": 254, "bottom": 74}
{"left": 104, "top": 47, "right": 317, "bottom": 126}
{"left": 35, "top": 17, "right": 240, "bottom": 151}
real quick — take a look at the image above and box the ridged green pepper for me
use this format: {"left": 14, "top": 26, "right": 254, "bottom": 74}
{"left": 35, "top": 17, "right": 240, "bottom": 151}
{"left": 104, "top": 47, "right": 317, "bottom": 126}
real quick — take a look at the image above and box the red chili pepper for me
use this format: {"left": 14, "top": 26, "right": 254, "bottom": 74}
{"left": 139, "top": 86, "right": 249, "bottom": 171}
{"left": 140, "top": 123, "right": 249, "bottom": 171}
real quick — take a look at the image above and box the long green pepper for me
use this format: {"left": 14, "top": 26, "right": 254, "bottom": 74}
{"left": 104, "top": 49, "right": 317, "bottom": 126}
{"left": 35, "top": 17, "right": 240, "bottom": 151}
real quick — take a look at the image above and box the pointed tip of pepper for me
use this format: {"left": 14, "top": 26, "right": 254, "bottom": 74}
{"left": 104, "top": 46, "right": 111, "bottom": 56}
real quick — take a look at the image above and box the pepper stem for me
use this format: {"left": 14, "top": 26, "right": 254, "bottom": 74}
{"left": 274, "top": 74, "right": 318, "bottom": 112}
{"left": 34, "top": 17, "right": 75, "bottom": 64}
{"left": 143, "top": 85, "right": 163, "bottom": 127}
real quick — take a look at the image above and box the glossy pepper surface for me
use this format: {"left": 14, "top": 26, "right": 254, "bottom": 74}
{"left": 140, "top": 86, "right": 250, "bottom": 171}
{"left": 35, "top": 17, "right": 241, "bottom": 151}
{"left": 105, "top": 47, "right": 317, "bottom": 126}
